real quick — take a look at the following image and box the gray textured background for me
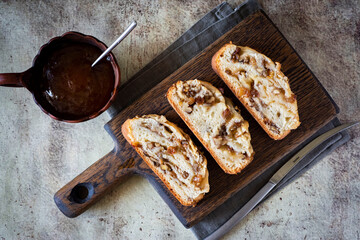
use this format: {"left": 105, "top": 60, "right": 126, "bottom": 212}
{"left": 0, "top": 0, "right": 359, "bottom": 239}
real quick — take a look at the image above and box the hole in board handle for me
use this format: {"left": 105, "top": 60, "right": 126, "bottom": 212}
{"left": 69, "top": 183, "right": 94, "bottom": 204}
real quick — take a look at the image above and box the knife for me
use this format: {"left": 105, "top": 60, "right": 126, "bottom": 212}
{"left": 205, "top": 121, "right": 359, "bottom": 240}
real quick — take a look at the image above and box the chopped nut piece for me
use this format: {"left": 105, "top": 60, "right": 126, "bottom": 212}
{"left": 249, "top": 98, "right": 260, "bottom": 111}
{"left": 261, "top": 70, "right": 267, "bottom": 77}
{"left": 231, "top": 47, "right": 242, "bottom": 62}
{"left": 240, "top": 55, "right": 250, "bottom": 64}
{"left": 193, "top": 163, "right": 200, "bottom": 172}
{"left": 161, "top": 164, "right": 169, "bottom": 171}
{"left": 250, "top": 81, "right": 255, "bottom": 89}
{"left": 238, "top": 70, "right": 246, "bottom": 78}
{"left": 234, "top": 131, "right": 243, "bottom": 138}
{"left": 188, "top": 97, "right": 195, "bottom": 105}
{"left": 195, "top": 96, "right": 205, "bottom": 104}
{"left": 264, "top": 118, "right": 280, "bottom": 134}
{"left": 167, "top": 146, "right": 176, "bottom": 154}
{"left": 240, "top": 88, "right": 251, "bottom": 98}
{"left": 250, "top": 57, "right": 256, "bottom": 65}
{"left": 146, "top": 142, "right": 155, "bottom": 149}
{"left": 273, "top": 88, "right": 285, "bottom": 95}
{"left": 269, "top": 70, "right": 274, "bottom": 78}
{"left": 182, "top": 171, "right": 189, "bottom": 179}
{"left": 183, "top": 88, "right": 197, "bottom": 98}
{"left": 230, "top": 121, "right": 243, "bottom": 131}
{"left": 192, "top": 175, "right": 203, "bottom": 186}
{"left": 222, "top": 108, "right": 232, "bottom": 120}
{"left": 226, "top": 145, "right": 235, "bottom": 153}
{"left": 250, "top": 89, "right": 259, "bottom": 98}
{"left": 259, "top": 99, "right": 267, "bottom": 108}
{"left": 205, "top": 96, "right": 215, "bottom": 104}
{"left": 213, "top": 136, "right": 224, "bottom": 148}
{"left": 234, "top": 121, "right": 243, "bottom": 127}
{"left": 264, "top": 68, "right": 273, "bottom": 78}
{"left": 219, "top": 124, "right": 227, "bottom": 136}
{"left": 286, "top": 94, "right": 297, "bottom": 103}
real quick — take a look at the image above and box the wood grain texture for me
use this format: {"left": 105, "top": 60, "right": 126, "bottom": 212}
{"left": 55, "top": 10, "right": 337, "bottom": 227}
{"left": 54, "top": 141, "right": 138, "bottom": 218}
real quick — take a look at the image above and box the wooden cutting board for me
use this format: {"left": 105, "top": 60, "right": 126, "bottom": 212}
{"left": 54, "top": 10, "right": 337, "bottom": 228}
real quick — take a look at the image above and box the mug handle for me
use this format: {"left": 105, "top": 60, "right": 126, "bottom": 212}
{"left": 0, "top": 72, "right": 25, "bottom": 87}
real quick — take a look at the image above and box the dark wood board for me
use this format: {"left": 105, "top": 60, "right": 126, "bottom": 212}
{"left": 54, "top": 10, "right": 337, "bottom": 228}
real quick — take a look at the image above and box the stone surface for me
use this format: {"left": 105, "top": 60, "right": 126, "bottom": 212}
{"left": 0, "top": 0, "right": 359, "bottom": 239}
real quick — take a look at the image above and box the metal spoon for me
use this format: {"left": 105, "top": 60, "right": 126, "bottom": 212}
{"left": 91, "top": 20, "right": 137, "bottom": 67}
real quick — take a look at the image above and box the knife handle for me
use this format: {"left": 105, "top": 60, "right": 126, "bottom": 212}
{"left": 54, "top": 147, "right": 136, "bottom": 218}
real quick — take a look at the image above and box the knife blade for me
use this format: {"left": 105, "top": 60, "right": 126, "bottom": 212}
{"left": 205, "top": 121, "right": 359, "bottom": 240}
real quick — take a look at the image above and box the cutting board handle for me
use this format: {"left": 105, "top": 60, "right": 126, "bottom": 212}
{"left": 54, "top": 147, "right": 136, "bottom": 218}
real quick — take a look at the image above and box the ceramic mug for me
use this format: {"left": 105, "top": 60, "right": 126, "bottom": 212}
{"left": 0, "top": 32, "right": 121, "bottom": 123}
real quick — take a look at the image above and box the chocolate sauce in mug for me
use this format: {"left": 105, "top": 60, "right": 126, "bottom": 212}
{"left": 38, "top": 42, "right": 115, "bottom": 120}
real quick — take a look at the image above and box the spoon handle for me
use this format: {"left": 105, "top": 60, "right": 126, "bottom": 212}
{"left": 92, "top": 20, "right": 137, "bottom": 67}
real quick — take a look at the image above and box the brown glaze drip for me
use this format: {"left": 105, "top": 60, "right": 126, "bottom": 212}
{"left": 39, "top": 42, "right": 114, "bottom": 119}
